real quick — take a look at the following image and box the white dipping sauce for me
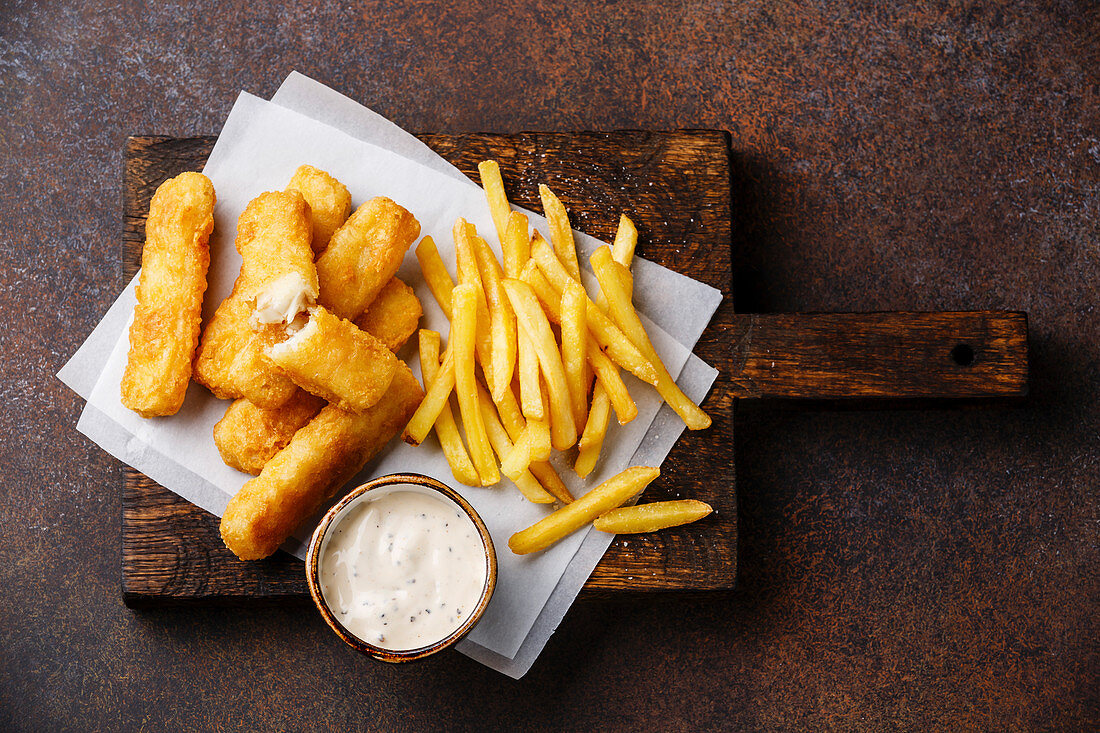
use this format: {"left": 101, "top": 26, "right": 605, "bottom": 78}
{"left": 319, "top": 485, "right": 488, "bottom": 651}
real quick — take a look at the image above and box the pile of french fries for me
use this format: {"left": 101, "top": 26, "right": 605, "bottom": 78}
{"left": 403, "top": 161, "right": 715, "bottom": 552}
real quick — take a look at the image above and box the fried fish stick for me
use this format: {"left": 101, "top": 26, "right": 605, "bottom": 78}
{"left": 121, "top": 172, "right": 215, "bottom": 417}
{"left": 265, "top": 307, "right": 398, "bottom": 413}
{"left": 286, "top": 164, "right": 351, "bottom": 253}
{"left": 316, "top": 197, "right": 420, "bottom": 320}
{"left": 352, "top": 277, "right": 422, "bottom": 352}
{"left": 214, "top": 391, "right": 326, "bottom": 475}
{"left": 220, "top": 362, "right": 424, "bottom": 560}
{"left": 194, "top": 191, "right": 316, "bottom": 408}
{"left": 215, "top": 286, "right": 418, "bottom": 475}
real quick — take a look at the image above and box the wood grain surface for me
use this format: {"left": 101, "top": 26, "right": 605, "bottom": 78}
{"left": 122, "top": 132, "right": 737, "bottom": 603}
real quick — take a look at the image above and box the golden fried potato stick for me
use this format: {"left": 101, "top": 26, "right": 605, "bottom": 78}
{"left": 476, "top": 383, "right": 554, "bottom": 504}
{"left": 538, "top": 184, "right": 581, "bottom": 281}
{"left": 420, "top": 329, "right": 479, "bottom": 487}
{"left": 577, "top": 213, "right": 639, "bottom": 471}
{"left": 509, "top": 466, "right": 660, "bottom": 554}
{"left": 213, "top": 283, "right": 418, "bottom": 475}
{"left": 220, "top": 362, "right": 424, "bottom": 560}
{"left": 472, "top": 233, "right": 517, "bottom": 403}
{"left": 403, "top": 347, "right": 455, "bottom": 446}
{"left": 478, "top": 160, "right": 512, "bottom": 245}
{"left": 121, "top": 172, "right": 215, "bottom": 417}
{"left": 414, "top": 236, "right": 454, "bottom": 319}
{"left": 214, "top": 391, "right": 326, "bottom": 475}
{"left": 502, "top": 211, "right": 530, "bottom": 278}
{"left": 530, "top": 234, "right": 658, "bottom": 386}
{"left": 517, "top": 330, "right": 544, "bottom": 420}
{"left": 286, "top": 164, "right": 351, "bottom": 253}
{"left": 499, "top": 428, "right": 533, "bottom": 482}
{"left": 264, "top": 307, "right": 397, "bottom": 413}
{"left": 574, "top": 387, "right": 611, "bottom": 478}
{"left": 452, "top": 283, "right": 499, "bottom": 485}
{"left": 453, "top": 220, "right": 495, "bottom": 376}
{"left": 590, "top": 246, "right": 712, "bottom": 430}
{"left": 593, "top": 499, "right": 712, "bottom": 534}
{"left": 560, "top": 281, "right": 589, "bottom": 428}
{"left": 352, "top": 277, "right": 422, "bottom": 352}
{"left": 194, "top": 190, "right": 316, "bottom": 408}
{"left": 316, "top": 197, "right": 420, "bottom": 320}
{"left": 501, "top": 279, "right": 578, "bottom": 451}
{"left": 486, "top": 378, "right": 572, "bottom": 503}
{"left": 519, "top": 260, "right": 636, "bottom": 424}
{"left": 525, "top": 415, "right": 551, "bottom": 461}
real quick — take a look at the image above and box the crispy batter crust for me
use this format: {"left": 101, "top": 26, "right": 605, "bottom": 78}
{"left": 286, "top": 164, "right": 351, "bottom": 253}
{"left": 266, "top": 307, "right": 398, "bottom": 413}
{"left": 352, "top": 277, "right": 422, "bottom": 352}
{"left": 121, "top": 172, "right": 215, "bottom": 417}
{"left": 220, "top": 363, "right": 424, "bottom": 560}
{"left": 193, "top": 191, "right": 316, "bottom": 408}
{"left": 213, "top": 391, "right": 325, "bottom": 475}
{"left": 316, "top": 197, "right": 420, "bottom": 320}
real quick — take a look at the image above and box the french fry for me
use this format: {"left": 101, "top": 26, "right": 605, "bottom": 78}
{"left": 452, "top": 283, "right": 499, "bottom": 485}
{"left": 560, "top": 280, "right": 589, "bottom": 428}
{"left": 590, "top": 247, "right": 712, "bottom": 430}
{"left": 420, "top": 330, "right": 480, "bottom": 487}
{"left": 472, "top": 232, "right": 518, "bottom": 403}
{"left": 415, "top": 236, "right": 454, "bottom": 319}
{"left": 501, "top": 279, "right": 577, "bottom": 451}
{"left": 402, "top": 348, "right": 455, "bottom": 446}
{"left": 517, "top": 329, "right": 544, "bottom": 420}
{"left": 502, "top": 211, "right": 530, "bottom": 278}
{"left": 508, "top": 466, "right": 660, "bottom": 554}
{"left": 476, "top": 383, "right": 554, "bottom": 504}
{"left": 478, "top": 160, "right": 512, "bottom": 245}
{"left": 525, "top": 417, "right": 552, "bottom": 461}
{"left": 520, "top": 260, "right": 636, "bottom": 424}
{"left": 499, "top": 429, "right": 533, "bottom": 482}
{"left": 611, "top": 214, "right": 638, "bottom": 267}
{"left": 453, "top": 219, "right": 495, "bottom": 375}
{"left": 485, "top": 383, "right": 571, "bottom": 504}
{"left": 530, "top": 234, "right": 658, "bottom": 386}
{"left": 574, "top": 386, "right": 611, "bottom": 478}
{"left": 538, "top": 184, "right": 581, "bottom": 281}
{"left": 593, "top": 499, "right": 713, "bottom": 534}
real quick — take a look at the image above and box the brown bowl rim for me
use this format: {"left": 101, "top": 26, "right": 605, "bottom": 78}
{"left": 305, "top": 472, "right": 497, "bottom": 662}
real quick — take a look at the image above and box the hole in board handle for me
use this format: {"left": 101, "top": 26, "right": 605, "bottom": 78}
{"left": 951, "top": 343, "right": 975, "bottom": 366}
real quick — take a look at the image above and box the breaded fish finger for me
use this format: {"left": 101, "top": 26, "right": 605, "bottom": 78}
{"left": 213, "top": 281, "right": 420, "bottom": 475}
{"left": 193, "top": 190, "right": 316, "bottom": 407}
{"left": 265, "top": 306, "right": 398, "bottom": 413}
{"left": 121, "top": 172, "right": 215, "bottom": 417}
{"left": 213, "top": 391, "right": 326, "bottom": 475}
{"left": 352, "top": 277, "right": 422, "bottom": 352}
{"left": 315, "top": 197, "right": 420, "bottom": 320}
{"left": 286, "top": 164, "right": 351, "bottom": 253}
{"left": 220, "top": 362, "right": 424, "bottom": 560}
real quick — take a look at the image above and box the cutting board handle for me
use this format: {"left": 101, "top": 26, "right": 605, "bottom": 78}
{"left": 728, "top": 311, "right": 1028, "bottom": 399}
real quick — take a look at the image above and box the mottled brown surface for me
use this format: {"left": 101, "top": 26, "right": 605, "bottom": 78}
{"left": 122, "top": 132, "right": 735, "bottom": 601}
{"left": 3, "top": 1, "right": 1098, "bottom": 731}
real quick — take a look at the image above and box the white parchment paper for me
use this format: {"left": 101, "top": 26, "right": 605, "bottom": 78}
{"left": 58, "top": 75, "right": 722, "bottom": 678}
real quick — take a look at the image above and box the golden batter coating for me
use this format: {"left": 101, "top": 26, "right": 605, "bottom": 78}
{"left": 315, "top": 197, "right": 420, "bottom": 320}
{"left": 265, "top": 307, "right": 398, "bottom": 413}
{"left": 121, "top": 172, "right": 215, "bottom": 417}
{"left": 286, "top": 164, "right": 351, "bottom": 253}
{"left": 213, "top": 277, "right": 421, "bottom": 474}
{"left": 352, "top": 277, "right": 422, "bottom": 352}
{"left": 193, "top": 190, "right": 317, "bottom": 408}
{"left": 213, "top": 391, "right": 326, "bottom": 475}
{"left": 220, "top": 362, "right": 424, "bottom": 560}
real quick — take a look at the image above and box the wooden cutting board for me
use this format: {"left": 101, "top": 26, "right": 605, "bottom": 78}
{"left": 120, "top": 132, "right": 1028, "bottom": 605}
{"left": 122, "top": 131, "right": 738, "bottom": 604}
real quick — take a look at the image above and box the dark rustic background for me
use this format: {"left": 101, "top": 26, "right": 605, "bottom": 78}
{"left": 2, "top": 1, "right": 1097, "bottom": 730}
